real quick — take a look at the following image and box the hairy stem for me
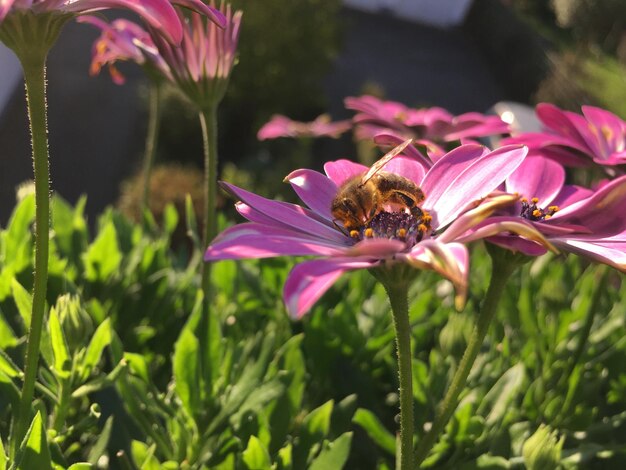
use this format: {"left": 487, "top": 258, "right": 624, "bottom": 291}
{"left": 382, "top": 280, "right": 414, "bottom": 470}
{"left": 11, "top": 52, "right": 50, "bottom": 457}
{"left": 198, "top": 104, "right": 218, "bottom": 298}
{"left": 414, "top": 252, "right": 517, "bottom": 467}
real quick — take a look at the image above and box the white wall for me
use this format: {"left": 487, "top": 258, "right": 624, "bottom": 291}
{"left": 0, "top": 44, "right": 22, "bottom": 117}
{"left": 343, "top": 0, "right": 474, "bottom": 27}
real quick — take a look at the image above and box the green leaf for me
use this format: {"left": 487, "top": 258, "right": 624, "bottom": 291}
{"left": 81, "top": 319, "right": 112, "bottom": 381}
{"left": 87, "top": 416, "right": 113, "bottom": 465}
{"left": 14, "top": 411, "right": 52, "bottom": 470}
{"left": 67, "top": 464, "right": 92, "bottom": 470}
{"left": 0, "top": 349, "right": 20, "bottom": 378}
{"left": 478, "top": 363, "right": 525, "bottom": 426}
{"left": 303, "top": 400, "right": 333, "bottom": 439}
{"left": 353, "top": 408, "right": 395, "bottom": 456}
{"left": 83, "top": 222, "right": 121, "bottom": 281}
{"left": 173, "top": 328, "right": 200, "bottom": 419}
{"left": 0, "top": 309, "right": 18, "bottom": 349}
{"left": 0, "top": 435, "right": 6, "bottom": 470}
{"left": 163, "top": 204, "right": 179, "bottom": 237}
{"left": 277, "top": 443, "right": 292, "bottom": 470}
{"left": 11, "top": 279, "right": 32, "bottom": 329}
{"left": 130, "top": 441, "right": 160, "bottom": 470}
{"left": 309, "top": 432, "right": 353, "bottom": 470}
{"left": 48, "top": 309, "right": 71, "bottom": 379}
{"left": 242, "top": 436, "right": 272, "bottom": 470}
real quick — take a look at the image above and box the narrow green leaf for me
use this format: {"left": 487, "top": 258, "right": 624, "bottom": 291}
{"left": 11, "top": 279, "right": 32, "bottom": 329}
{"left": 353, "top": 408, "right": 395, "bottom": 456}
{"left": 0, "top": 350, "right": 20, "bottom": 378}
{"left": 0, "top": 436, "right": 7, "bottom": 470}
{"left": 81, "top": 319, "right": 112, "bottom": 380}
{"left": 130, "top": 441, "right": 160, "bottom": 470}
{"left": 303, "top": 400, "right": 334, "bottom": 439}
{"left": 242, "top": 436, "right": 272, "bottom": 470}
{"left": 87, "top": 416, "right": 113, "bottom": 465}
{"left": 163, "top": 204, "right": 179, "bottom": 237}
{"left": 48, "top": 309, "right": 71, "bottom": 379}
{"left": 277, "top": 443, "right": 292, "bottom": 470}
{"left": 309, "top": 432, "right": 353, "bottom": 470}
{"left": 478, "top": 363, "right": 525, "bottom": 425}
{"left": 67, "top": 464, "right": 92, "bottom": 470}
{"left": 14, "top": 411, "right": 52, "bottom": 470}
{"left": 0, "top": 310, "right": 18, "bottom": 349}
{"left": 173, "top": 328, "right": 200, "bottom": 418}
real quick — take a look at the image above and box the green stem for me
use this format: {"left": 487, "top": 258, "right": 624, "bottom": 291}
{"left": 11, "top": 52, "right": 51, "bottom": 458}
{"left": 141, "top": 82, "right": 161, "bottom": 218}
{"left": 414, "top": 252, "right": 517, "bottom": 467}
{"left": 384, "top": 282, "right": 415, "bottom": 470}
{"left": 52, "top": 380, "right": 70, "bottom": 433}
{"left": 198, "top": 104, "right": 219, "bottom": 299}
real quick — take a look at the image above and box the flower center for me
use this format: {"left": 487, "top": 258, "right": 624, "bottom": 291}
{"left": 520, "top": 197, "right": 559, "bottom": 221}
{"left": 350, "top": 210, "right": 432, "bottom": 247}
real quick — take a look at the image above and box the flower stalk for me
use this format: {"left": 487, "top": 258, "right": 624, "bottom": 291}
{"left": 413, "top": 247, "right": 519, "bottom": 467}
{"left": 199, "top": 103, "right": 219, "bottom": 298}
{"left": 10, "top": 48, "right": 51, "bottom": 458}
{"left": 141, "top": 81, "right": 162, "bottom": 217}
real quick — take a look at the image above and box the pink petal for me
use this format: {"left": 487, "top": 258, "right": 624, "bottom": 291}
{"left": 284, "top": 169, "right": 337, "bottom": 220}
{"left": 552, "top": 237, "right": 626, "bottom": 273}
{"left": 379, "top": 154, "right": 427, "bottom": 185}
{"left": 422, "top": 144, "right": 527, "bottom": 228}
{"left": 505, "top": 155, "right": 565, "bottom": 206}
{"left": 172, "top": 0, "right": 227, "bottom": 28}
{"left": 323, "top": 159, "right": 367, "bottom": 186}
{"left": 347, "top": 238, "right": 407, "bottom": 257}
{"left": 204, "top": 223, "right": 344, "bottom": 261}
{"left": 551, "top": 184, "right": 593, "bottom": 208}
{"left": 536, "top": 103, "right": 586, "bottom": 143}
{"left": 374, "top": 133, "right": 432, "bottom": 169}
{"left": 222, "top": 182, "right": 348, "bottom": 244}
{"left": 284, "top": 258, "right": 376, "bottom": 318}
{"left": 0, "top": 0, "right": 16, "bottom": 22}
{"left": 486, "top": 235, "right": 548, "bottom": 257}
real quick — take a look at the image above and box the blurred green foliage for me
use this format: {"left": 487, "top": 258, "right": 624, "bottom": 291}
{"left": 0, "top": 193, "right": 625, "bottom": 468}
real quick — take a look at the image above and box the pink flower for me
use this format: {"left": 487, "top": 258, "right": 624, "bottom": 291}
{"left": 345, "top": 95, "right": 510, "bottom": 144}
{"left": 0, "top": 0, "right": 225, "bottom": 45}
{"left": 205, "top": 143, "right": 547, "bottom": 318}
{"left": 78, "top": 16, "right": 169, "bottom": 84}
{"left": 504, "top": 103, "right": 626, "bottom": 167}
{"left": 257, "top": 114, "right": 352, "bottom": 140}
{"left": 454, "top": 154, "right": 626, "bottom": 272}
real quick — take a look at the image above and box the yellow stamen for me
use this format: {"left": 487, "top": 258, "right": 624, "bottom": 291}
{"left": 521, "top": 197, "right": 528, "bottom": 203}
{"left": 531, "top": 197, "right": 539, "bottom": 204}
{"left": 548, "top": 205, "right": 559, "bottom": 212}
{"left": 544, "top": 215, "right": 552, "bottom": 219}
{"left": 364, "top": 228, "right": 374, "bottom": 238}
{"left": 349, "top": 230, "right": 360, "bottom": 239}
{"left": 532, "top": 209, "right": 542, "bottom": 218}
{"left": 418, "top": 224, "right": 428, "bottom": 233}
{"left": 396, "top": 228, "right": 407, "bottom": 239}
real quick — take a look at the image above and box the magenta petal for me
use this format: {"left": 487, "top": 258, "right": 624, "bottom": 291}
{"left": 70, "top": 0, "right": 182, "bottom": 43}
{"left": 506, "top": 155, "right": 565, "bottom": 206}
{"left": 379, "top": 155, "right": 427, "bottom": 185}
{"left": 549, "top": 175, "right": 626, "bottom": 236}
{"left": 536, "top": 103, "right": 585, "bottom": 143}
{"left": 0, "top": 0, "right": 17, "bottom": 21}
{"left": 422, "top": 144, "right": 527, "bottom": 228}
{"left": 284, "top": 258, "right": 376, "bottom": 318}
{"left": 487, "top": 235, "right": 548, "bottom": 256}
{"left": 284, "top": 169, "right": 337, "bottom": 220}
{"left": 323, "top": 159, "right": 367, "bottom": 186}
{"left": 222, "top": 183, "right": 348, "bottom": 244}
{"left": 204, "top": 223, "right": 343, "bottom": 261}
{"left": 550, "top": 184, "right": 593, "bottom": 208}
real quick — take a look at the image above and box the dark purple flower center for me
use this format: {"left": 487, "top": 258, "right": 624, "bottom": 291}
{"left": 351, "top": 210, "right": 431, "bottom": 247}
{"left": 520, "top": 197, "right": 559, "bottom": 222}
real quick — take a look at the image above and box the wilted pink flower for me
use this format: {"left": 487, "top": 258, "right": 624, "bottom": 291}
{"left": 454, "top": 154, "right": 626, "bottom": 271}
{"left": 345, "top": 95, "right": 510, "bottom": 144}
{"left": 504, "top": 103, "right": 626, "bottom": 167}
{"left": 0, "top": 0, "right": 225, "bottom": 46}
{"left": 257, "top": 114, "right": 352, "bottom": 140}
{"left": 205, "top": 143, "right": 549, "bottom": 318}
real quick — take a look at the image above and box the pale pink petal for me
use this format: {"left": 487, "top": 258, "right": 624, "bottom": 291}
{"left": 284, "top": 258, "right": 376, "bottom": 318}
{"left": 422, "top": 144, "right": 527, "bottom": 228}
{"left": 284, "top": 169, "right": 337, "bottom": 220}
{"left": 487, "top": 235, "right": 548, "bottom": 257}
{"left": 552, "top": 237, "right": 626, "bottom": 273}
{"left": 347, "top": 238, "right": 406, "bottom": 257}
{"left": 505, "top": 155, "right": 565, "bottom": 206}
{"left": 204, "top": 223, "right": 344, "bottom": 260}
{"left": 550, "top": 184, "right": 594, "bottom": 208}
{"left": 68, "top": 0, "right": 183, "bottom": 44}
{"left": 0, "top": 0, "right": 17, "bottom": 22}
{"left": 172, "top": 0, "right": 226, "bottom": 28}
{"left": 323, "top": 159, "right": 367, "bottom": 186}
{"left": 380, "top": 155, "right": 427, "bottom": 185}
{"left": 401, "top": 240, "right": 469, "bottom": 310}
{"left": 373, "top": 133, "right": 432, "bottom": 169}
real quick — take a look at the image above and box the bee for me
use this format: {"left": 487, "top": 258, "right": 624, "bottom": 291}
{"left": 331, "top": 139, "right": 428, "bottom": 238}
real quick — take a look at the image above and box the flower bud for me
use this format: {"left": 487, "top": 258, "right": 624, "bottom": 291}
{"left": 439, "top": 313, "right": 473, "bottom": 358}
{"left": 54, "top": 294, "right": 94, "bottom": 352}
{"left": 522, "top": 424, "right": 564, "bottom": 470}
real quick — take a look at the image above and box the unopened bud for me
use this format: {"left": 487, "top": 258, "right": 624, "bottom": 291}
{"left": 522, "top": 424, "right": 564, "bottom": 470}
{"left": 54, "top": 294, "right": 94, "bottom": 352}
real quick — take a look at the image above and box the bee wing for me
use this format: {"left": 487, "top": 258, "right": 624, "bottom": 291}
{"left": 360, "top": 138, "right": 413, "bottom": 186}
